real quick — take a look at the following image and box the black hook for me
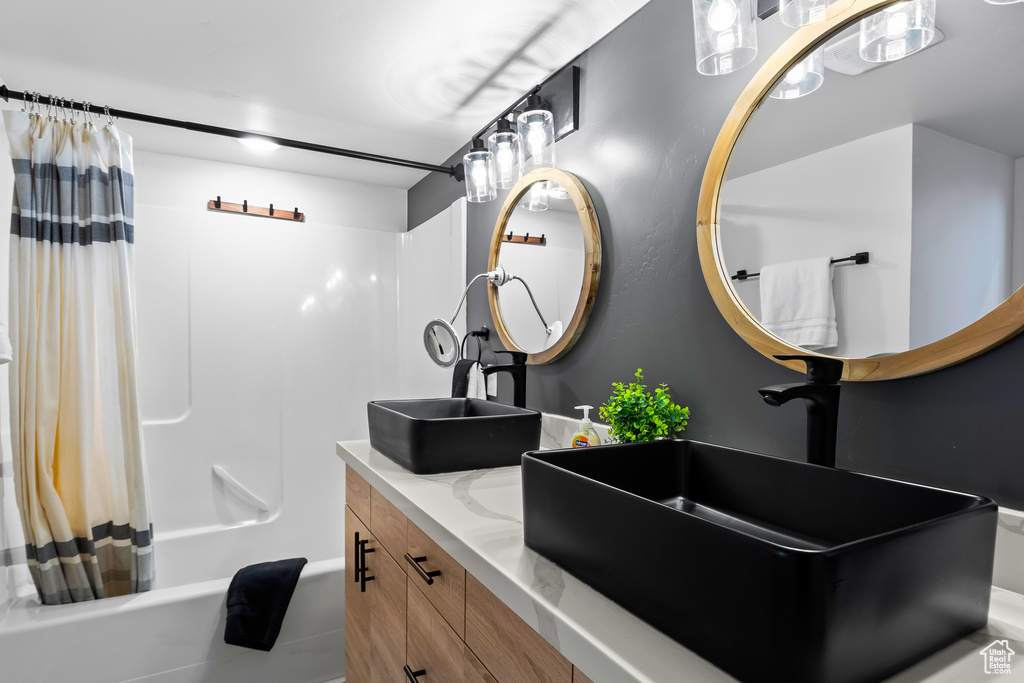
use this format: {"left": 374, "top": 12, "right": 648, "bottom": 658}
{"left": 540, "top": 233, "right": 546, "bottom": 244}
{"left": 0, "top": 86, "right": 8, "bottom": 103}
{"left": 294, "top": 207, "right": 299, "bottom": 219}
{"left": 215, "top": 196, "right": 221, "bottom": 209}
{"left": 243, "top": 200, "right": 248, "bottom": 213}
{"left": 269, "top": 203, "right": 274, "bottom": 216}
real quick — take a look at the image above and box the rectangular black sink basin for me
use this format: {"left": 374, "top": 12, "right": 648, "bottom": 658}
{"left": 522, "top": 440, "right": 997, "bottom": 683}
{"left": 367, "top": 398, "right": 541, "bottom": 474}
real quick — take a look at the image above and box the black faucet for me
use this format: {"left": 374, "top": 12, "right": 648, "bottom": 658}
{"left": 758, "top": 355, "right": 844, "bottom": 468}
{"left": 482, "top": 350, "right": 528, "bottom": 408}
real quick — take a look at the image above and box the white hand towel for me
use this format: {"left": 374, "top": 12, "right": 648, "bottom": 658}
{"left": 466, "top": 362, "right": 488, "bottom": 400}
{"left": 759, "top": 257, "right": 838, "bottom": 350}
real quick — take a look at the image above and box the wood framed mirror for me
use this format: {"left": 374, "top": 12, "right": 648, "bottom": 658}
{"left": 697, "top": 0, "right": 1024, "bottom": 381}
{"left": 488, "top": 168, "right": 602, "bottom": 364}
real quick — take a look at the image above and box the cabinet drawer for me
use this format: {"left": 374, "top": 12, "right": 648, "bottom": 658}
{"left": 371, "top": 486, "right": 408, "bottom": 561}
{"left": 407, "top": 578, "right": 496, "bottom": 683}
{"left": 406, "top": 521, "right": 467, "bottom": 638}
{"left": 346, "top": 466, "right": 372, "bottom": 525}
{"left": 369, "top": 544, "right": 406, "bottom": 683}
{"left": 466, "top": 573, "right": 572, "bottom": 683}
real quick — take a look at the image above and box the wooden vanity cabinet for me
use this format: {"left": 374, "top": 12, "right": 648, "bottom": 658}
{"left": 345, "top": 465, "right": 581, "bottom": 683}
{"left": 344, "top": 505, "right": 406, "bottom": 683}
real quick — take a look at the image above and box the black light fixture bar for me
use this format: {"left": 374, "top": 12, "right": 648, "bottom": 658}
{"left": 467, "top": 63, "right": 581, "bottom": 144}
{"left": 0, "top": 85, "right": 462, "bottom": 180}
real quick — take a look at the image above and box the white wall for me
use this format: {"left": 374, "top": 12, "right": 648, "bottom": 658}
{"left": 721, "top": 125, "right": 915, "bottom": 358}
{"left": 909, "top": 126, "right": 1016, "bottom": 348}
{"left": 397, "top": 199, "right": 468, "bottom": 399}
{"left": 133, "top": 151, "right": 407, "bottom": 557}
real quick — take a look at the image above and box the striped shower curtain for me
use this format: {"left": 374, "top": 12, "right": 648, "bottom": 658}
{"left": 4, "top": 110, "right": 153, "bottom": 605}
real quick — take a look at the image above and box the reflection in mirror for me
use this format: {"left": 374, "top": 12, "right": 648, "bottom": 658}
{"left": 719, "top": 1, "right": 1024, "bottom": 360}
{"left": 496, "top": 180, "right": 584, "bottom": 354}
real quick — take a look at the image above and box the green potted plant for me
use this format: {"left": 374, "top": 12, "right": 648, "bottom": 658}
{"left": 599, "top": 368, "right": 690, "bottom": 443}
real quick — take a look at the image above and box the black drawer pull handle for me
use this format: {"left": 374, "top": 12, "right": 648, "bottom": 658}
{"left": 404, "top": 553, "right": 442, "bottom": 585}
{"left": 404, "top": 666, "right": 426, "bottom": 682}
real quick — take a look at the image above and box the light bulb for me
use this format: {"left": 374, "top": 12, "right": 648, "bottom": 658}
{"left": 707, "top": 0, "right": 739, "bottom": 31}
{"left": 496, "top": 142, "right": 514, "bottom": 172}
{"left": 471, "top": 162, "right": 488, "bottom": 186}
{"left": 785, "top": 61, "right": 809, "bottom": 84}
{"left": 885, "top": 9, "right": 909, "bottom": 38}
{"left": 527, "top": 125, "right": 547, "bottom": 157}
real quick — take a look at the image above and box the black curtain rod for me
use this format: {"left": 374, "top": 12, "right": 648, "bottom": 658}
{"left": 0, "top": 86, "right": 464, "bottom": 181}
{"left": 732, "top": 252, "right": 870, "bottom": 281}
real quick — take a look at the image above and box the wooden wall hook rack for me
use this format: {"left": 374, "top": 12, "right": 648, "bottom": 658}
{"left": 208, "top": 196, "right": 305, "bottom": 222}
{"left": 504, "top": 232, "right": 546, "bottom": 246}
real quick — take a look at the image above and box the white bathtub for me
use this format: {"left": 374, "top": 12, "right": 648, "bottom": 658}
{"left": 0, "top": 524, "right": 346, "bottom": 683}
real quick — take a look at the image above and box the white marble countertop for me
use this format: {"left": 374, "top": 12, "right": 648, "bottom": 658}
{"left": 336, "top": 438, "right": 1024, "bottom": 683}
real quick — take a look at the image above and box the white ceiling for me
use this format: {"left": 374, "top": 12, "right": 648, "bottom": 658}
{"left": 730, "top": 1, "right": 1024, "bottom": 178}
{"left": 0, "top": 0, "right": 648, "bottom": 188}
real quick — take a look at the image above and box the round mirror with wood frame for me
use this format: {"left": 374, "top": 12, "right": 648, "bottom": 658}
{"left": 488, "top": 168, "right": 602, "bottom": 364}
{"left": 697, "top": 0, "right": 1024, "bottom": 381}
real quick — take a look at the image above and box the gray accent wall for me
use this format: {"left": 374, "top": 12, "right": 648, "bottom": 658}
{"left": 408, "top": 0, "right": 1024, "bottom": 510}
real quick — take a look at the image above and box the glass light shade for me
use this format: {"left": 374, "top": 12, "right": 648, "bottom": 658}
{"left": 984, "top": 0, "right": 1023, "bottom": 4}
{"left": 691, "top": 0, "right": 758, "bottom": 76}
{"left": 489, "top": 123, "right": 520, "bottom": 190}
{"left": 519, "top": 182, "right": 550, "bottom": 212}
{"left": 779, "top": 0, "right": 854, "bottom": 27}
{"left": 859, "top": 0, "right": 936, "bottom": 63}
{"left": 464, "top": 142, "right": 496, "bottom": 204}
{"left": 517, "top": 102, "right": 555, "bottom": 175}
{"left": 769, "top": 47, "right": 825, "bottom": 100}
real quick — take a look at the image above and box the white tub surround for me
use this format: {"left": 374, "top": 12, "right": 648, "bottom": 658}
{"left": 337, "top": 439, "right": 1024, "bottom": 683}
{"left": 0, "top": 557, "right": 343, "bottom": 683}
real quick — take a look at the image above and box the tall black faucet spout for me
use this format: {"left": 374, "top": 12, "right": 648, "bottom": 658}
{"left": 758, "top": 356, "right": 844, "bottom": 468}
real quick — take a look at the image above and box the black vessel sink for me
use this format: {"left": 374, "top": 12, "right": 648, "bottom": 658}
{"left": 522, "top": 440, "right": 997, "bottom": 683}
{"left": 367, "top": 398, "right": 541, "bottom": 474}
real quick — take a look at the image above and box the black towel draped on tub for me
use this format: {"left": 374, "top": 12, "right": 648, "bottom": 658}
{"left": 224, "top": 557, "right": 308, "bottom": 651}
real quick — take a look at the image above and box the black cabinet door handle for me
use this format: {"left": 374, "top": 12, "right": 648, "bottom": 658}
{"left": 358, "top": 538, "right": 375, "bottom": 592}
{"left": 404, "top": 666, "right": 426, "bottom": 682}
{"left": 404, "top": 553, "right": 442, "bottom": 586}
{"left": 353, "top": 532, "right": 362, "bottom": 583}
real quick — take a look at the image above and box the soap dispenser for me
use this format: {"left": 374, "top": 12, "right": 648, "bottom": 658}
{"left": 570, "top": 405, "right": 601, "bottom": 448}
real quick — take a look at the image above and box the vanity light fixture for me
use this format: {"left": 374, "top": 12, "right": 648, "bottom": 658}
{"left": 463, "top": 138, "right": 497, "bottom": 203}
{"left": 489, "top": 118, "right": 520, "bottom": 190}
{"left": 516, "top": 95, "right": 555, "bottom": 176}
{"left": 691, "top": 0, "right": 758, "bottom": 76}
{"left": 859, "top": 0, "right": 936, "bottom": 63}
{"left": 770, "top": 46, "right": 826, "bottom": 99}
{"left": 779, "top": 0, "right": 853, "bottom": 27}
